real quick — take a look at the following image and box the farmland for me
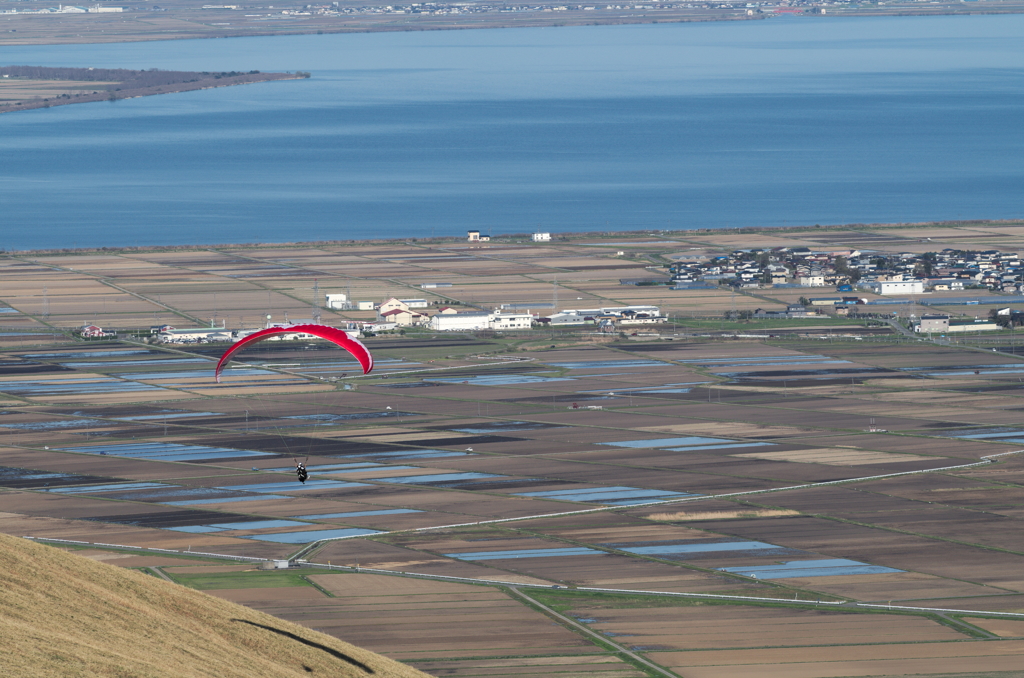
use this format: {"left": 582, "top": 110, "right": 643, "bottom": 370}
{"left": 6, "top": 223, "right": 1024, "bottom": 676}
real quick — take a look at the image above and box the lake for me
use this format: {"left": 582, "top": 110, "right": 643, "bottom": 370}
{"left": 1, "top": 14, "right": 1023, "bottom": 249}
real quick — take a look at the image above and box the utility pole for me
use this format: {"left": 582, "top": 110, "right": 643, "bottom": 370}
{"left": 312, "top": 279, "right": 321, "bottom": 324}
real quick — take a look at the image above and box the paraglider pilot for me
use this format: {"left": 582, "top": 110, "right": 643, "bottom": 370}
{"left": 295, "top": 458, "right": 309, "bottom": 484}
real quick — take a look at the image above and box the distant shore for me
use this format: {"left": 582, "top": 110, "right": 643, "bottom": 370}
{"left": 0, "top": 65, "right": 305, "bottom": 114}
{"left": 4, "top": 219, "right": 1022, "bottom": 256}
{"left": 1, "top": 0, "right": 1022, "bottom": 47}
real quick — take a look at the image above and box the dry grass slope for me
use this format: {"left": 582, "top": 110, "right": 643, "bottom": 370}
{"left": 0, "top": 533, "right": 433, "bottom": 678}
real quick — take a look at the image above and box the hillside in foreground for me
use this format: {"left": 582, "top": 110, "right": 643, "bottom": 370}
{"left": 0, "top": 532, "right": 432, "bottom": 678}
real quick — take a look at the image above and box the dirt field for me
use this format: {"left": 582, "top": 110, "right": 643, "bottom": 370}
{"left": 8, "top": 230, "right": 1024, "bottom": 670}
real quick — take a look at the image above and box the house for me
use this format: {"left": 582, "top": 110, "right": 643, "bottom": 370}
{"left": 753, "top": 308, "right": 788, "bottom": 319}
{"left": 797, "top": 275, "right": 825, "bottom": 287}
{"left": 378, "top": 308, "right": 427, "bottom": 327}
{"left": 489, "top": 311, "right": 534, "bottom": 330}
{"left": 916, "top": 314, "right": 950, "bottom": 333}
{"left": 532, "top": 232, "right": 551, "bottom": 242}
{"left": 786, "top": 304, "right": 819, "bottom": 318}
{"left": 80, "top": 325, "right": 111, "bottom": 338}
{"left": 467, "top": 230, "right": 491, "bottom": 242}
{"left": 377, "top": 297, "right": 410, "bottom": 316}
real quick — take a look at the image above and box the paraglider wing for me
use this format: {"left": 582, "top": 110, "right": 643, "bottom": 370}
{"left": 215, "top": 324, "right": 373, "bottom": 382}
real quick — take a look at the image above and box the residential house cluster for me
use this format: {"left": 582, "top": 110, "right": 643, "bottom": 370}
{"left": 668, "top": 247, "right": 1024, "bottom": 296}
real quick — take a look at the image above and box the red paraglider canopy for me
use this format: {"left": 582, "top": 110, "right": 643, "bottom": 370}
{"left": 215, "top": 324, "right": 373, "bottom": 382}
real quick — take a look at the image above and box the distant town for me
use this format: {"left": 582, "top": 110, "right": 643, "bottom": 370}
{"left": 69, "top": 229, "right": 1024, "bottom": 345}
{"left": 2, "top": 0, "right": 1022, "bottom": 45}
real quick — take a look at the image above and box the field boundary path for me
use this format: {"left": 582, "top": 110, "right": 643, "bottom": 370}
{"left": 507, "top": 587, "right": 683, "bottom": 678}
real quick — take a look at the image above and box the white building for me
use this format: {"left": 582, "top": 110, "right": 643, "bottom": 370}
{"left": 429, "top": 311, "right": 492, "bottom": 331}
{"left": 398, "top": 298, "right": 429, "bottom": 308}
{"left": 489, "top": 311, "right": 534, "bottom": 330}
{"left": 356, "top": 301, "right": 375, "bottom": 311}
{"left": 544, "top": 305, "right": 661, "bottom": 325}
{"left": 324, "top": 293, "right": 349, "bottom": 310}
{"left": 428, "top": 310, "right": 534, "bottom": 331}
{"left": 532, "top": 232, "right": 551, "bottom": 242}
{"left": 158, "top": 327, "right": 231, "bottom": 343}
{"left": 797, "top": 275, "right": 825, "bottom": 287}
{"left": 869, "top": 280, "right": 925, "bottom": 295}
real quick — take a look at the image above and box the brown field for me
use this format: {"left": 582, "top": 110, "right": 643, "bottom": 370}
{"left": 8, "top": 230, "right": 1024, "bottom": 669}
{"left": 572, "top": 605, "right": 965, "bottom": 650}
{"left": 407, "top": 654, "right": 645, "bottom": 678}
{"left": 656, "top": 642, "right": 1024, "bottom": 678}
{"left": 213, "top": 572, "right": 601, "bottom": 659}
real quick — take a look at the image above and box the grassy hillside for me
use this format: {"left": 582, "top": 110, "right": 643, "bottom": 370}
{"left": 0, "top": 533, "right": 432, "bottom": 678}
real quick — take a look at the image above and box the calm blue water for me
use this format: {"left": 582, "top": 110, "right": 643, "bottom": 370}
{"left": 2, "top": 15, "right": 1023, "bottom": 249}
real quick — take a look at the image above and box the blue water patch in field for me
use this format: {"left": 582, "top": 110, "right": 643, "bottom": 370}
{"left": 515, "top": 486, "right": 698, "bottom": 505}
{"left": 369, "top": 472, "right": 501, "bottom": 484}
{"left": 0, "top": 419, "right": 116, "bottom": 431}
{"left": 240, "top": 527, "right": 381, "bottom": 543}
{"left": 951, "top": 430, "right": 1024, "bottom": 439}
{"left": 681, "top": 355, "right": 835, "bottom": 364}
{"left": 0, "top": 308, "right": 20, "bottom": 313}
{"left": 664, "top": 442, "right": 776, "bottom": 452}
{"left": 709, "top": 361, "right": 850, "bottom": 371}
{"left": 24, "top": 350, "right": 150, "bottom": 359}
{"left": 719, "top": 559, "right": 903, "bottom": 579}
{"left": 163, "top": 494, "right": 293, "bottom": 505}
{"left": 207, "top": 519, "right": 309, "bottom": 530}
{"left": 115, "top": 411, "right": 220, "bottom": 420}
{"left": 446, "top": 547, "right": 603, "bottom": 560}
{"left": 216, "top": 479, "right": 369, "bottom": 493}
{"left": 618, "top": 541, "right": 783, "bottom": 555}
{"left": 61, "top": 442, "right": 275, "bottom": 461}
{"left": 166, "top": 525, "right": 223, "bottom": 533}
{"left": 640, "top": 388, "right": 693, "bottom": 394}
{"left": 428, "top": 374, "right": 575, "bottom": 386}
{"left": 600, "top": 437, "right": 734, "bottom": 448}
{"left": 549, "top": 360, "right": 665, "bottom": 369}
{"left": 115, "top": 369, "right": 272, "bottom": 380}
{"left": 294, "top": 509, "right": 423, "bottom": 519}
{"left": 51, "top": 482, "right": 167, "bottom": 494}
{"left": 59, "top": 358, "right": 210, "bottom": 368}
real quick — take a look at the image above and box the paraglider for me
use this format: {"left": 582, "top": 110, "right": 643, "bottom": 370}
{"left": 295, "top": 458, "right": 309, "bottom": 484}
{"left": 214, "top": 324, "right": 374, "bottom": 383}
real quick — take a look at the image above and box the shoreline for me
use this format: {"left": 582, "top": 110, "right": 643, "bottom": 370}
{"left": 4, "top": 219, "right": 1022, "bottom": 256}
{"left": 0, "top": 66, "right": 305, "bottom": 114}
{"left": 1, "top": 2, "right": 1022, "bottom": 48}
